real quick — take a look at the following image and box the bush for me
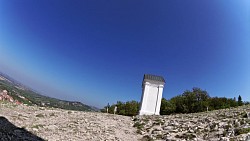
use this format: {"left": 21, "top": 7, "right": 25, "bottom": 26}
{"left": 234, "top": 128, "right": 250, "bottom": 135}
{"left": 35, "top": 114, "right": 44, "bottom": 118}
{"left": 133, "top": 122, "right": 145, "bottom": 130}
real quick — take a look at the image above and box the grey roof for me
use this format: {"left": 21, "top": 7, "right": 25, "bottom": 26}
{"left": 143, "top": 74, "right": 165, "bottom": 83}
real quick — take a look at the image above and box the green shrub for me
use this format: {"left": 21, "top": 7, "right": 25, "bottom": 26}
{"left": 234, "top": 128, "right": 250, "bottom": 135}
{"left": 242, "top": 113, "right": 248, "bottom": 118}
{"left": 141, "top": 135, "right": 153, "bottom": 141}
{"left": 133, "top": 122, "right": 145, "bottom": 130}
{"left": 50, "top": 113, "right": 55, "bottom": 116}
{"left": 36, "top": 114, "right": 44, "bottom": 118}
{"left": 32, "top": 124, "right": 44, "bottom": 129}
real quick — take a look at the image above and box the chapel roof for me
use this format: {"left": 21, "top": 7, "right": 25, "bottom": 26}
{"left": 143, "top": 74, "right": 165, "bottom": 83}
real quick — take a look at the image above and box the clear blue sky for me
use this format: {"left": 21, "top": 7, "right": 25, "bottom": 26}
{"left": 0, "top": 1, "right": 249, "bottom": 108}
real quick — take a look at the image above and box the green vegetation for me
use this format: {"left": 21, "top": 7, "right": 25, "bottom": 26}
{"left": 153, "top": 118, "right": 164, "bottom": 125}
{"left": 49, "top": 113, "right": 56, "bottom": 116}
{"left": 141, "top": 135, "right": 154, "bottom": 141}
{"left": 36, "top": 114, "right": 45, "bottom": 118}
{"left": 242, "top": 113, "right": 248, "bottom": 118}
{"left": 238, "top": 95, "right": 243, "bottom": 106}
{"left": 32, "top": 124, "right": 44, "bottom": 129}
{"left": 101, "top": 100, "right": 140, "bottom": 116}
{"left": 133, "top": 122, "right": 145, "bottom": 130}
{"left": 102, "top": 87, "right": 247, "bottom": 116}
{"left": 234, "top": 127, "right": 250, "bottom": 135}
{"left": 176, "top": 133, "right": 196, "bottom": 140}
{"left": 161, "top": 88, "right": 241, "bottom": 114}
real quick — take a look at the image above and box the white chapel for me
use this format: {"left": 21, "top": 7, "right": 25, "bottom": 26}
{"left": 139, "top": 74, "right": 165, "bottom": 115}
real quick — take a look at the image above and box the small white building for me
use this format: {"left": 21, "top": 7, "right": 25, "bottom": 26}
{"left": 139, "top": 74, "right": 165, "bottom": 115}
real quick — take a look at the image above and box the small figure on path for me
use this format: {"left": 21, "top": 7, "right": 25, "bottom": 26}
{"left": 114, "top": 106, "right": 117, "bottom": 115}
{"left": 106, "top": 103, "right": 110, "bottom": 113}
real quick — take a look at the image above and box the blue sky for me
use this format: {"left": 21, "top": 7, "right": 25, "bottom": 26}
{"left": 0, "top": 0, "right": 249, "bottom": 108}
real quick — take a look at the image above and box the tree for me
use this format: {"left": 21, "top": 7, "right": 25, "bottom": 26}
{"left": 245, "top": 101, "right": 250, "bottom": 105}
{"left": 116, "top": 101, "right": 125, "bottom": 115}
{"left": 171, "top": 95, "right": 188, "bottom": 113}
{"left": 192, "top": 87, "right": 210, "bottom": 112}
{"left": 181, "top": 90, "right": 195, "bottom": 113}
{"left": 172, "top": 88, "right": 210, "bottom": 113}
{"left": 208, "top": 97, "right": 238, "bottom": 110}
{"left": 160, "top": 98, "right": 176, "bottom": 115}
{"left": 101, "top": 100, "right": 139, "bottom": 116}
{"left": 125, "top": 100, "right": 140, "bottom": 116}
{"left": 238, "top": 95, "right": 243, "bottom": 106}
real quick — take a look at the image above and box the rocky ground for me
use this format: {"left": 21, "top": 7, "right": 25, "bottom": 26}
{"left": 1, "top": 103, "right": 250, "bottom": 141}
{"left": 0, "top": 103, "right": 139, "bottom": 141}
{"left": 134, "top": 105, "right": 250, "bottom": 141}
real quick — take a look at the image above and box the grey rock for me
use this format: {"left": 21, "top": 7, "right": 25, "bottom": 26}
{"left": 220, "top": 137, "right": 229, "bottom": 141}
{"left": 163, "top": 126, "right": 173, "bottom": 131}
{"left": 235, "top": 121, "right": 240, "bottom": 127}
{"left": 189, "top": 129, "right": 194, "bottom": 133}
{"left": 152, "top": 130, "right": 162, "bottom": 134}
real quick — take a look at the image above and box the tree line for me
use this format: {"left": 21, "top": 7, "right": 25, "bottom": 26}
{"left": 160, "top": 87, "right": 243, "bottom": 115}
{"left": 101, "top": 100, "right": 140, "bottom": 116}
{"left": 101, "top": 87, "right": 246, "bottom": 116}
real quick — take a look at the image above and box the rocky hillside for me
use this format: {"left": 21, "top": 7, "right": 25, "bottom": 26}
{"left": 1, "top": 102, "right": 250, "bottom": 141}
{"left": 134, "top": 105, "right": 250, "bottom": 141}
{"left": 0, "top": 102, "right": 139, "bottom": 141}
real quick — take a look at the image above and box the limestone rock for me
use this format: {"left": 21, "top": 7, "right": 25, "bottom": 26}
{"left": 1, "top": 102, "right": 250, "bottom": 141}
{"left": 134, "top": 105, "right": 250, "bottom": 141}
{"left": 0, "top": 103, "right": 140, "bottom": 141}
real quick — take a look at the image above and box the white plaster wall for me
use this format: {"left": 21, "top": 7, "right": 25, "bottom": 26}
{"left": 139, "top": 82, "right": 164, "bottom": 115}
{"left": 155, "top": 85, "right": 163, "bottom": 115}
{"left": 139, "top": 85, "right": 148, "bottom": 113}
{"left": 146, "top": 85, "right": 157, "bottom": 113}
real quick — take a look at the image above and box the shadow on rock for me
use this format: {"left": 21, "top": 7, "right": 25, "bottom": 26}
{"left": 0, "top": 116, "right": 44, "bottom": 141}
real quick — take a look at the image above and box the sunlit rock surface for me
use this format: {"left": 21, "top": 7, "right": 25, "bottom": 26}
{"left": 1, "top": 102, "right": 250, "bottom": 141}
{"left": 0, "top": 103, "right": 139, "bottom": 141}
{"left": 134, "top": 105, "right": 250, "bottom": 141}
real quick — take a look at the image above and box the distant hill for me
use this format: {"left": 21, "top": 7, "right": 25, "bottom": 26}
{"left": 0, "top": 72, "right": 99, "bottom": 112}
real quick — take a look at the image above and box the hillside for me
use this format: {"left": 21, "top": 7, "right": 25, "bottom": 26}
{"left": 1, "top": 102, "right": 250, "bottom": 140}
{"left": 0, "top": 72, "right": 97, "bottom": 111}
{"left": 134, "top": 105, "right": 250, "bottom": 141}
{"left": 0, "top": 103, "right": 139, "bottom": 141}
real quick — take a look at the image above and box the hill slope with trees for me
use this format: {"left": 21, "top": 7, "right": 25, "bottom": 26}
{"left": 0, "top": 72, "right": 96, "bottom": 111}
